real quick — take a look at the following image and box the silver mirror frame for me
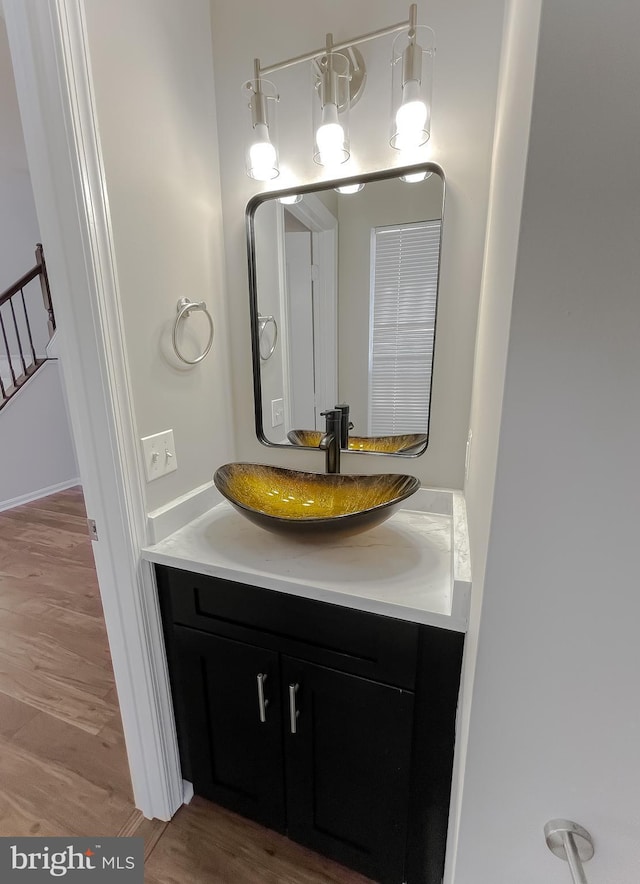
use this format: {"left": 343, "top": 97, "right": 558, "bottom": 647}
{"left": 245, "top": 161, "right": 446, "bottom": 457}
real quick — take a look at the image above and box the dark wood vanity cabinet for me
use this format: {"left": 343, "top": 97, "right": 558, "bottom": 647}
{"left": 282, "top": 656, "right": 414, "bottom": 882}
{"left": 156, "top": 565, "right": 464, "bottom": 884}
{"left": 173, "top": 628, "right": 286, "bottom": 829}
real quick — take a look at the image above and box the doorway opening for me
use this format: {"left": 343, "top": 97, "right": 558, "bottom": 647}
{"left": 280, "top": 194, "right": 338, "bottom": 432}
{"left": 0, "top": 14, "right": 138, "bottom": 836}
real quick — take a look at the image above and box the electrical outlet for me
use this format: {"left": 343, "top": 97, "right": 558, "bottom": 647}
{"left": 271, "top": 398, "right": 284, "bottom": 428}
{"left": 141, "top": 429, "right": 178, "bottom": 482}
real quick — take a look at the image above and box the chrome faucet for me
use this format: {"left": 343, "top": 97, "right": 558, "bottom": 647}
{"left": 319, "top": 409, "right": 342, "bottom": 474}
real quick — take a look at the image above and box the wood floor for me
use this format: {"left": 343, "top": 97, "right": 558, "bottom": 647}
{"left": 0, "top": 488, "right": 372, "bottom": 883}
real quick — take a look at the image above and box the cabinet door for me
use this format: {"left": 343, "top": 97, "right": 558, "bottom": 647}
{"left": 282, "top": 657, "right": 414, "bottom": 884}
{"left": 174, "top": 626, "right": 286, "bottom": 831}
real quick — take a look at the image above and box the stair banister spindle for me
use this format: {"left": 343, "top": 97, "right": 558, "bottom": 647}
{"left": 8, "top": 298, "right": 28, "bottom": 375}
{"left": 21, "top": 288, "right": 38, "bottom": 364}
{"left": 0, "top": 311, "right": 17, "bottom": 387}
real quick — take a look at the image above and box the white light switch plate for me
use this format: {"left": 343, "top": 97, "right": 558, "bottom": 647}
{"left": 271, "top": 398, "right": 284, "bottom": 428}
{"left": 141, "top": 429, "right": 178, "bottom": 482}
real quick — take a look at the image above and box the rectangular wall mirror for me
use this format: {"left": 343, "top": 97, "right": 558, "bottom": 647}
{"left": 246, "top": 163, "right": 445, "bottom": 457}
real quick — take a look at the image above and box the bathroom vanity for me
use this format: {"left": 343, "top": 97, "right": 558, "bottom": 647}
{"left": 140, "top": 157, "right": 464, "bottom": 883}
{"left": 142, "top": 488, "right": 471, "bottom": 884}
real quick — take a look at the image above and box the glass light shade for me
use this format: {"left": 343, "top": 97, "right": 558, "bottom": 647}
{"left": 243, "top": 78, "right": 279, "bottom": 181}
{"left": 248, "top": 124, "right": 278, "bottom": 181}
{"left": 390, "top": 26, "right": 434, "bottom": 151}
{"left": 313, "top": 52, "right": 350, "bottom": 167}
{"left": 400, "top": 169, "right": 433, "bottom": 183}
{"left": 334, "top": 182, "right": 365, "bottom": 194}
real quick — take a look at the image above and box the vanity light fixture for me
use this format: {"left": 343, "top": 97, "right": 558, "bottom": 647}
{"left": 243, "top": 4, "right": 433, "bottom": 180}
{"left": 313, "top": 41, "right": 351, "bottom": 167}
{"left": 334, "top": 182, "right": 365, "bottom": 194}
{"left": 278, "top": 194, "right": 303, "bottom": 205}
{"left": 243, "top": 61, "right": 280, "bottom": 181}
{"left": 390, "top": 6, "right": 434, "bottom": 152}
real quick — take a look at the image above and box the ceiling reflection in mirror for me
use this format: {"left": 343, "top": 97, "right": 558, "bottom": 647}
{"left": 247, "top": 165, "right": 444, "bottom": 456}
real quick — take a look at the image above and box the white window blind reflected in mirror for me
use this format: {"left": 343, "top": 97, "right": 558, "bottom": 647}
{"left": 368, "top": 219, "right": 441, "bottom": 435}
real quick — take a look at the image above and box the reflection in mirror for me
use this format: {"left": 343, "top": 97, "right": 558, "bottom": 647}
{"left": 248, "top": 164, "right": 444, "bottom": 456}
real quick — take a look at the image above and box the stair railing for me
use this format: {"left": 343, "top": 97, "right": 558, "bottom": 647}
{"left": 0, "top": 243, "right": 56, "bottom": 411}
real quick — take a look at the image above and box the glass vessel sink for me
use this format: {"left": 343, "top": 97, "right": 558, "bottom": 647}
{"left": 287, "top": 429, "right": 428, "bottom": 455}
{"left": 214, "top": 463, "right": 420, "bottom": 538}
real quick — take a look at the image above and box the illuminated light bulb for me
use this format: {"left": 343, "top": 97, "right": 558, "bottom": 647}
{"left": 334, "top": 183, "right": 365, "bottom": 194}
{"left": 248, "top": 123, "right": 278, "bottom": 181}
{"left": 400, "top": 170, "right": 433, "bottom": 183}
{"left": 278, "top": 194, "right": 302, "bottom": 205}
{"left": 395, "top": 79, "right": 428, "bottom": 150}
{"left": 316, "top": 102, "right": 346, "bottom": 167}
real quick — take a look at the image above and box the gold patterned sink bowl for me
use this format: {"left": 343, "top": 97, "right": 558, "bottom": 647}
{"left": 287, "top": 429, "right": 428, "bottom": 455}
{"left": 214, "top": 463, "right": 420, "bottom": 538}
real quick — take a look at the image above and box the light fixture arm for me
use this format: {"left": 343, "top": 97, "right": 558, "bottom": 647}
{"left": 317, "top": 34, "right": 340, "bottom": 109}
{"left": 409, "top": 2, "right": 417, "bottom": 37}
{"left": 257, "top": 4, "right": 418, "bottom": 77}
{"left": 402, "top": 5, "right": 422, "bottom": 87}
{"left": 248, "top": 58, "right": 270, "bottom": 129}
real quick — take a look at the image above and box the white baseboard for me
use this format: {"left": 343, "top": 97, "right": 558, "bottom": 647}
{"left": 0, "top": 477, "right": 82, "bottom": 513}
{"left": 147, "top": 480, "right": 222, "bottom": 544}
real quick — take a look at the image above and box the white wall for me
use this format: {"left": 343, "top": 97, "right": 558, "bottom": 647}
{"left": 0, "top": 15, "right": 39, "bottom": 284}
{"left": 82, "top": 0, "right": 234, "bottom": 512}
{"left": 446, "top": 1, "right": 542, "bottom": 880}
{"left": 209, "top": 0, "right": 506, "bottom": 486}
{"left": 0, "top": 16, "right": 49, "bottom": 355}
{"left": 0, "top": 14, "right": 78, "bottom": 504}
{"left": 0, "top": 360, "right": 79, "bottom": 507}
{"left": 455, "top": 1, "right": 640, "bottom": 880}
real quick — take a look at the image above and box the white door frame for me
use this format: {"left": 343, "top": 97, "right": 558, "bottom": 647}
{"left": 4, "top": 0, "right": 183, "bottom": 820}
{"left": 282, "top": 229, "right": 315, "bottom": 429}
{"left": 274, "top": 205, "right": 294, "bottom": 431}
{"left": 283, "top": 195, "right": 338, "bottom": 420}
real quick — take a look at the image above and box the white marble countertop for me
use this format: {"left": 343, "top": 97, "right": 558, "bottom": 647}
{"left": 141, "top": 488, "right": 471, "bottom": 632}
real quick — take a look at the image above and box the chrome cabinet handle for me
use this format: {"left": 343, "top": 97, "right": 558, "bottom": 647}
{"left": 289, "top": 683, "right": 300, "bottom": 734}
{"left": 256, "top": 673, "right": 269, "bottom": 723}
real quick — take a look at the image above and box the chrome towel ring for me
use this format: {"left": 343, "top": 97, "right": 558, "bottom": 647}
{"left": 173, "top": 298, "right": 214, "bottom": 365}
{"left": 258, "top": 314, "right": 278, "bottom": 361}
